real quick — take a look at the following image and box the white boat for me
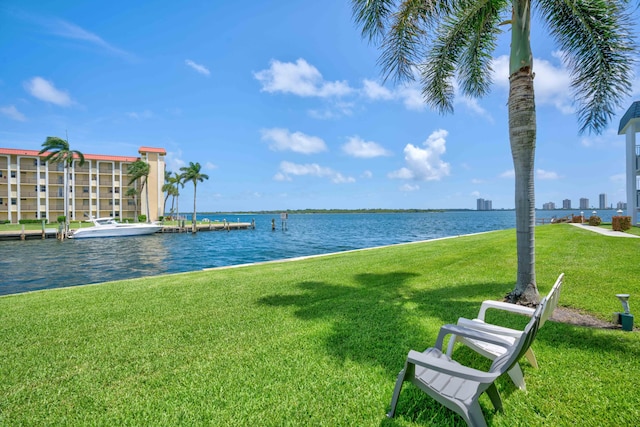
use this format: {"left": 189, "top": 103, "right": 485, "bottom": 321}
{"left": 69, "top": 217, "right": 163, "bottom": 239}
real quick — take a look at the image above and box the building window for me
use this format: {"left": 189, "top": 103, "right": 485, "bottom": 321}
{"left": 83, "top": 200, "right": 89, "bottom": 206}
{"left": 11, "top": 198, "right": 17, "bottom": 205}
{"left": 0, "top": 171, "right": 3, "bottom": 178}
{"left": 114, "top": 187, "right": 120, "bottom": 194}
{"left": 83, "top": 187, "right": 89, "bottom": 193}
{"left": 40, "top": 185, "right": 46, "bottom": 192}
{"left": 11, "top": 171, "right": 16, "bottom": 178}
{"left": 40, "top": 212, "right": 46, "bottom": 219}
{"left": 0, "top": 198, "right": 3, "bottom": 205}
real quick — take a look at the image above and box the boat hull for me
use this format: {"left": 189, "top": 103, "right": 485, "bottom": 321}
{"left": 70, "top": 224, "right": 162, "bottom": 239}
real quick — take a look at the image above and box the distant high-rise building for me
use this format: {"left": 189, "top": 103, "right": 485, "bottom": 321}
{"left": 617, "top": 201, "right": 627, "bottom": 210}
{"left": 476, "top": 198, "right": 492, "bottom": 211}
{"left": 542, "top": 202, "right": 556, "bottom": 210}
{"left": 599, "top": 193, "right": 608, "bottom": 209}
{"left": 579, "top": 198, "right": 589, "bottom": 210}
{"left": 562, "top": 199, "right": 571, "bottom": 209}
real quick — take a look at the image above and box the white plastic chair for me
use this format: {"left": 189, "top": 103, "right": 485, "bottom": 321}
{"left": 388, "top": 304, "right": 544, "bottom": 427}
{"left": 446, "top": 273, "right": 564, "bottom": 389}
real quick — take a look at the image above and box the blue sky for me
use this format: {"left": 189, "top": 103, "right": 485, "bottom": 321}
{"left": 1, "top": 1, "right": 639, "bottom": 212}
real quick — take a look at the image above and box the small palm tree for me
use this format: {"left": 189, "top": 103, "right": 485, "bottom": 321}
{"left": 38, "top": 136, "right": 85, "bottom": 234}
{"left": 125, "top": 187, "right": 139, "bottom": 221}
{"left": 161, "top": 170, "right": 173, "bottom": 219}
{"left": 171, "top": 172, "right": 184, "bottom": 221}
{"left": 352, "top": 0, "right": 635, "bottom": 304}
{"left": 179, "top": 162, "right": 209, "bottom": 233}
{"left": 127, "top": 160, "right": 150, "bottom": 222}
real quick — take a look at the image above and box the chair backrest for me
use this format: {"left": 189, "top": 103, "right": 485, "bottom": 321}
{"left": 489, "top": 301, "right": 545, "bottom": 375}
{"left": 540, "top": 273, "right": 564, "bottom": 327}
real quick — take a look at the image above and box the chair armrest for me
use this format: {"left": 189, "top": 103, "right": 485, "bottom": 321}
{"left": 456, "top": 318, "right": 524, "bottom": 338}
{"left": 407, "top": 350, "right": 497, "bottom": 383}
{"left": 477, "top": 300, "right": 536, "bottom": 321}
{"left": 435, "top": 324, "right": 514, "bottom": 350}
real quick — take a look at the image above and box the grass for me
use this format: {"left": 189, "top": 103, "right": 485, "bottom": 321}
{"left": 1, "top": 224, "right": 639, "bottom": 426}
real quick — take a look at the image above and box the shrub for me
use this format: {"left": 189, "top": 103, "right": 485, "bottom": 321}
{"left": 588, "top": 215, "right": 602, "bottom": 226}
{"left": 0, "top": 219, "right": 11, "bottom": 224}
{"left": 612, "top": 216, "right": 632, "bottom": 231}
{"left": 571, "top": 214, "right": 584, "bottom": 223}
{"left": 18, "top": 219, "right": 47, "bottom": 224}
{"left": 138, "top": 215, "right": 147, "bottom": 222}
{"left": 57, "top": 216, "right": 66, "bottom": 223}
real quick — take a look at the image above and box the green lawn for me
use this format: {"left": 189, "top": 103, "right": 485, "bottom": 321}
{"left": 1, "top": 224, "right": 639, "bottom": 426}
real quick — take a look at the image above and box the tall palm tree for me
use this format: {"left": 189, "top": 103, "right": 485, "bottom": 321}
{"left": 125, "top": 187, "right": 139, "bottom": 221}
{"left": 179, "top": 162, "right": 209, "bottom": 233}
{"left": 171, "top": 171, "right": 185, "bottom": 221}
{"left": 161, "top": 170, "right": 173, "bottom": 219}
{"left": 352, "top": 0, "right": 635, "bottom": 304}
{"left": 38, "top": 136, "right": 85, "bottom": 234}
{"left": 127, "top": 160, "right": 151, "bottom": 222}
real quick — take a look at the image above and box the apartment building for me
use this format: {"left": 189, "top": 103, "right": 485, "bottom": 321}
{"left": 620, "top": 101, "right": 640, "bottom": 225}
{"left": 0, "top": 146, "right": 166, "bottom": 223}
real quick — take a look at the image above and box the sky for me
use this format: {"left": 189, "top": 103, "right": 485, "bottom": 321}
{"left": 1, "top": 1, "right": 639, "bottom": 212}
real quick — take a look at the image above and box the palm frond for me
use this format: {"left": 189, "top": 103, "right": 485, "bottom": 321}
{"left": 352, "top": 0, "right": 395, "bottom": 43}
{"left": 456, "top": 0, "right": 506, "bottom": 98}
{"left": 537, "top": 0, "right": 636, "bottom": 134}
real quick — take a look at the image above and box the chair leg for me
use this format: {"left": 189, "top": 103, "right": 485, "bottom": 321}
{"left": 524, "top": 348, "right": 539, "bottom": 369}
{"left": 465, "top": 400, "right": 489, "bottom": 427}
{"left": 387, "top": 367, "right": 408, "bottom": 418}
{"left": 485, "top": 383, "right": 503, "bottom": 412}
{"left": 445, "top": 334, "right": 459, "bottom": 357}
{"left": 507, "top": 364, "right": 526, "bottom": 390}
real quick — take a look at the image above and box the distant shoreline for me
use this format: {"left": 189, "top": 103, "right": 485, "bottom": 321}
{"left": 200, "top": 208, "right": 619, "bottom": 215}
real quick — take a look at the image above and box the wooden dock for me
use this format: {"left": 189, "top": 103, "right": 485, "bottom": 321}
{"left": 160, "top": 221, "right": 253, "bottom": 233}
{"left": 0, "top": 228, "right": 59, "bottom": 241}
{"left": 0, "top": 221, "right": 254, "bottom": 241}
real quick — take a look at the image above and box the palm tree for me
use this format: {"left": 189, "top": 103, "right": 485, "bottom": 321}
{"left": 179, "top": 162, "right": 209, "bottom": 233}
{"left": 161, "top": 170, "right": 173, "bottom": 219}
{"left": 352, "top": 0, "right": 635, "bottom": 304}
{"left": 127, "top": 160, "right": 151, "bottom": 222}
{"left": 125, "top": 187, "right": 139, "bottom": 221}
{"left": 171, "top": 171, "right": 185, "bottom": 221}
{"left": 38, "top": 136, "right": 85, "bottom": 234}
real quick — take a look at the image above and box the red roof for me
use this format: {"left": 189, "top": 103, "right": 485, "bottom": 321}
{"left": 138, "top": 146, "right": 167, "bottom": 155}
{"left": 0, "top": 146, "right": 163, "bottom": 163}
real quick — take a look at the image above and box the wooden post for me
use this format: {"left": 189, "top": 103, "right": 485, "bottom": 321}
{"left": 41, "top": 220, "right": 46, "bottom": 239}
{"left": 20, "top": 224, "right": 25, "bottom": 241}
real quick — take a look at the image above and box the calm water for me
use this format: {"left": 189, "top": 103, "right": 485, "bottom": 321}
{"left": 0, "top": 209, "right": 619, "bottom": 296}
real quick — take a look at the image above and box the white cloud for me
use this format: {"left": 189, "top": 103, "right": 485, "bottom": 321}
{"left": 24, "top": 77, "right": 72, "bottom": 106}
{"left": 471, "top": 178, "right": 485, "bottom": 184}
{"left": 362, "top": 79, "right": 394, "bottom": 100}
{"left": 493, "top": 53, "right": 573, "bottom": 114}
{"left": 308, "top": 101, "right": 354, "bottom": 119}
{"left": 0, "top": 105, "right": 26, "bottom": 121}
{"left": 361, "top": 170, "right": 373, "bottom": 179}
{"left": 500, "top": 169, "right": 515, "bottom": 178}
{"left": 255, "top": 58, "right": 352, "bottom": 97}
{"left": 127, "top": 110, "right": 153, "bottom": 120}
{"left": 400, "top": 183, "right": 420, "bottom": 192}
{"left": 610, "top": 173, "right": 625, "bottom": 183}
{"left": 388, "top": 129, "right": 451, "bottom": 181}
{"left": 471, "top": 191, "right": 481, "bottom": 197}
{"left": 580, "top": 128, "right": 620, "bottom": 148}
{"left": 185, "top": 59, "right": 210, "bottom": 76}
{"left": 537, "top": 169, "right": 560, "bottom": 180}
{"left": 275, "top": 161, "right": 355, "bottom": 184}
{"left": 165, "top": 151, "right": 186, "bottom": 173}
{"left": 261, "top": 128, "right": 327, "bottom": 154}
{"left": 204, "top": 162, "right": 217, "bottom": 170}
{"left": 342, "top": 136, "right": 391, "bottom": 158}
{"left": 36, "top": 17, "right": 135, "bottom": 60}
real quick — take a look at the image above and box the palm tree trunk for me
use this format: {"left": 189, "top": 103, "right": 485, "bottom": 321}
{"left": 507, "top": 0, "right": 539, "bottom": 305}
{"left": 64, "top": 163, "right": 70, "bottom": 236}
{"left": 192, "top": 183, "right": 197, "bottom": 233}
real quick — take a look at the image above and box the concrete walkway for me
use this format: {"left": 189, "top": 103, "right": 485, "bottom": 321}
{"left": 569, "top": 223, "right": 640, "bottom": 238}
